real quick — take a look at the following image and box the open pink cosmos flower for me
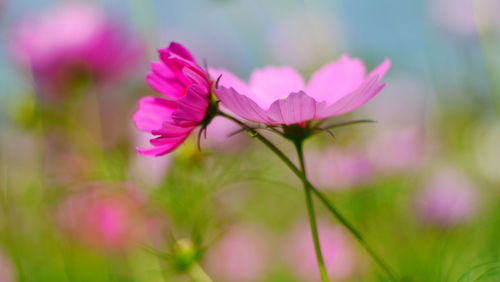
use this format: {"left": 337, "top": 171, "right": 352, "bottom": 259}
{"left": 214, "top": 56, "right": 390, "bottom": 126}
{"left": 133, "top": 42, "right": 211, "bottom": 156}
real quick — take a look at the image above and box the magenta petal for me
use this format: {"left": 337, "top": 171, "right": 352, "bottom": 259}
{"left": 151, "top": 61, "right": 175, "bottom": 79}
{"left": 173, "top": 85, "right": 210, "bottom": 125}
{"left": 307, "top": 55, "right": 366, "bottom": 104}
{"left": 319, "top": 76, "right": 386, "bottom": 118}
{"left": 166, "top": 42, "right": 195, "bottom": 62}
{"left": 133, "top": 96, "right": 177, "bottom": 132}
{"left": 151, "top": 122, "right": 193, "bottom": 137}
{"left": 267, "top": 91, "right": 319, "bottom": 125}
{"left": 368, "top": 58, "right": 391, "bottom": 80}
{"left": 216, "top": 87, "right": 272, "bottom": 123}
{"left": 146, "top": 71, "right": 184, "bottom": 99}
{"left": 136, "top": 135, "right": 188, "bottom": 157}
{"left": 183, "top": 67, "right": 209, "bottom": 92}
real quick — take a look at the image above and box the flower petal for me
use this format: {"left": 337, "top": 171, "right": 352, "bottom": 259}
{"left": 146, "top": 65, "right": 185, "bottom": 99}
{"left": 173, "top": 84, "right": 210, "bottom": 125}
{"left": 267, "top": 91, "right": 322, "bottom": 125}
{"left": 210, "top": 68, "right": 250, "bottom": 95}
{"left": 318, "top": 76, "right": 386, "bottom": 118}
{"left": 136, "top": 134, "right": 189, "bottom": 157}
{"left": 132, "top": 96, "right": 177, "bottom": 132}
{"left": 307, "top": 55, "right": 366, "bottom": 104}
{"left": 248, "top": 66, "right": 305, "bottom": 109}
{"left": 368, "top": 58, "right": 391, "bottom": 80}
{"left": 159, "top": 42, "right": 195, "bottom": 63}
{"left": 216, "top": 86, "right": 272, "bottom": 123}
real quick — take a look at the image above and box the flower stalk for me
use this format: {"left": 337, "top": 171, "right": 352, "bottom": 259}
{"left": 294, "top": 140, "right": 330, "bottom": 282}
{"left": 219, "top": 112, "right": 398, "bottom": 281}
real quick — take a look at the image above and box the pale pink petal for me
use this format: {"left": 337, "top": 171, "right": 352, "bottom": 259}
{"left": 216, "top": 87, "right": 272, "bottom": 123}
{"left": 248, "top": 66, "right": 305, "bottom": 109}
{"left": 210, "top": 68, "right": 250, "bottom": 95}
{"left": 319, "top": 76, "right": 386, "bottom": 118}
{"left": 132, "top": 97, "right": 177, "bottom": 132}
{"left": 267, "top": 91, "right": 322, "bottom": 125}
{"left": 307, "top": 55, "right": 366, "bottom": 104}
{"left": 368, "top": 58, "right": 391, "bottom": 80}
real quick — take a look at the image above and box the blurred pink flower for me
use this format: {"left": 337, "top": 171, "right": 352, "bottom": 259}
{"left": 133, "top": 42, "right": 211, "bottom": 156}
{"left": 201, "top": 116, "right": 246, "bottom": 151}
{"left": 204, "top": 225, "right": 270, "bottom": 282}
{"left": 430, "top": 0, "right": 477, "bottom": 35}
{"left": 415, "top": 168, "right": 478, "bottom": 227}
{"left": 10, "top": 2, "right": 143, "bottom": 100}
{"left": 307, "top": 147, "right": 373, "bottom": 190}
{"left": 56, "top": 184, "right": 163, "bottom": 252}
{"left": 214, "top": 56, "right": 390, "bottom": 125}
{"left": 286, "top": 219, "right": 358, "bottom": 281}
{"left": 430, "top": 0, "right": 500, "bottom": 35}
{"left": 0, "top": 251, "right": 15, "bottom": 282}
{"left": 367, "top": 128, "right": 426, "bottom": 174}
{"left": 128, "top": 130, "right": 173, "bottom": 188}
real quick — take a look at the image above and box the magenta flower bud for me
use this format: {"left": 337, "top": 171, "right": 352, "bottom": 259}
{"left": 415, "top": 168, "right": 478, "bottom": 227}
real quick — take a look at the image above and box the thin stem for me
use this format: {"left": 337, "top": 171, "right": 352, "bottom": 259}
{"left": 295, "top": 141, "right": 330, "bottom": 282}
{"left": 188, "top": 263, "right": 213, "bottom": 282}
{"left": 309, "top": 188, "right": 398, "bottom": 281}
{"left": 322, "top": 119, "right": 375, "bottom": 130}
{"left": 219, "top": 112, "right": 398, "bottom": 281}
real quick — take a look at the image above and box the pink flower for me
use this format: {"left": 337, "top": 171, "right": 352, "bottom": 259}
{"left": 415, "top": 168, "right": 478, "bottom": 227}
{"left": 204, "top": 225, "right": 270, "bottom": 282}
{"left": 133, "top": 42, "right": 211, "bottom": 156}
{"left": 10, "top": 2, "right": 143, "bottom": 100}
{"left": 128, "top": 130, "right": 173, "bottom": 187}
{"left": 0, "top": 251, "right": 15, "bottom": 282}
{"left": 367, "top": 128, "right": 426, "bottom": 174}
{"left": 201, "top": 116, "right": 246, "bottom": 151}
{"left": 307, "top": 147, "right": 373, "bottom": 190}
{"left": 214, "top": 56, "right": 390, "bottom": 126}
{"left": 56, "top": 183, "right": 163, "bottom": 252}
{"left": 286, "top": 219, "right": 358, "bottom": 281}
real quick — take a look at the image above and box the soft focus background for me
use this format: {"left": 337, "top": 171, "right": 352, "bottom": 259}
{"left": 1, "top": 0, "right": 500, "bottom": 281}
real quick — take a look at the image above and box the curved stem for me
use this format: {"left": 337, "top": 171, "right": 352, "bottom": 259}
{"left": 219, "top": 112, "right": 398, "bottom": 281}
{"left": 188, "top": 263, "right": 213, "bottom": 282}
{"left": 295, "top": 141, "right": 330, "bottom": 282}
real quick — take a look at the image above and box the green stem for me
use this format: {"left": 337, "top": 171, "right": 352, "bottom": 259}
{"left": 219, "top": 112, "right": 398, "bottom": 281}
{"left": 189, "top": 262, "right": 213, "bottom": 282}
{"left": 295, "top": 141, "right": 330, "bottom": 282}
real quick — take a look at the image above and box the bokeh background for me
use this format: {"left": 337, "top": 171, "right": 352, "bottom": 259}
{"left": 1, "top": 0, "right": 500, "bottom": 281}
